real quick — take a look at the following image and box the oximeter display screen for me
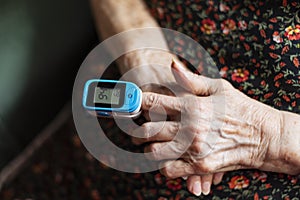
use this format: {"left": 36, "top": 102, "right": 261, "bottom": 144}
{"left": 85, "top": 81, "right": 126, "bottom": 108}
{"left": 93, "top": 87, "right": 121, "bottom": 105}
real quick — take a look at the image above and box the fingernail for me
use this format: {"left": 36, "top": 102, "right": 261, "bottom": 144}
{"left": 171, "top": 59, "right": 185, "bottom": 72}
{"left": 213, "top": 173, "right": 223, "bottom": 185}
{"left": 192, "top": 181, "right": 201, "bottom": 196}
{"left": 202, "top": 182, "right": 211, "bottom": 195}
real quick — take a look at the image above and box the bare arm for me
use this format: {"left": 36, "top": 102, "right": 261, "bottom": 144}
{"left": 89, "top": 0, "right": 173, "bottom": 79}
{"left": 90, "top": 0, "right": 158, "bottom": 39}
{"left": 89, "top": 1, "right": 224, "bottom": 196}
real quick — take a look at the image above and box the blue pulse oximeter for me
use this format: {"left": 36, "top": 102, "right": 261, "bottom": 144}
{"left": 83, "top": 79, "right": 142, "bottom": 118}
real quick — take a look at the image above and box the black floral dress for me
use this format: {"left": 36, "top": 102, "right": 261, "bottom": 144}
{"left": 99, "top": 0, "right": 300, "bottom": 199}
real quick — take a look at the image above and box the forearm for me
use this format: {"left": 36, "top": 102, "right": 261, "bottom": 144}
{"left": 279, "top": 111, "right": 300, "bottom": 174}
{"left": 89, "top": 0, "right": 171, "bottom": 75}
{"left": 90, "top": 0, "right": 158, "bottom": 39}
{"left": 258, "top": 107, "right": 300, "bottom": 175}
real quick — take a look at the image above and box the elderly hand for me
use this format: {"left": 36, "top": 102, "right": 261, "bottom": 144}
{"left": 139, "top": 60, "right": 285, "bottom": 180}
{"left": 125, "top": 51, "right": 224, "bottom": 195}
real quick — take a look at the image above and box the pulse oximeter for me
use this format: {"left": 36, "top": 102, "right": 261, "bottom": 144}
{"left": 83, "top": 79, "right": 142, "bottom": 118}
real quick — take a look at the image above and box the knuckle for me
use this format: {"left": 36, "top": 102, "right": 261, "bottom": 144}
{"left": 172, "top": 98, "right": 182, "bottom": 112}
{"left": 185, "top": 123, "right": 199, "bottom": 134}
{"left": 141, "top": 123, "right": 151, "bottom": 138}
{"left": 216, "top": 79, "right": 231, "bottom": 92}
{"left": 147, "top": 144, "right": 161, "bottom": 160}
{"left": 141, "top": 123, "right": 157, "bottom": 139}
{"left": 194, "top": 160, "right": 213, "bottom": 174}
{"left": 190, "top": 141, "right": 203, "bottom": 155}
{"left": 161, "top": 166, "right": 176, "bottom": 179}
{"left": 169, "top": 122, "right": 180, "bottom": 134}
{"left": 145, "top": 93, "right": 159, "bottom": 108}
{"left": 181, "top": 96, "right": 192, "bottom": 112}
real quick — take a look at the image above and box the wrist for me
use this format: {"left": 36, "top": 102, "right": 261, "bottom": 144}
{"left": 119, "top": 49, "right": 173, "bottom": 71}
{"left": 256, "top": 105, "right": 282, "bottom": 170}
{"left": 258, "top": 108, "right": 300, "bottom": 174}
{"left": 277, "top": 111, "right": 300, "bottom": 174}
{"left": 116, "top": 50, "right": 176, "bottom": 87}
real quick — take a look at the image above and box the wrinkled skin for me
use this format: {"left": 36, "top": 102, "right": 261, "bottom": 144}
{"left": 123, "top": 51, "right": 224, "bottom": 196}
{"left": 138, "top": 60, "right": 287, "bottom": 186}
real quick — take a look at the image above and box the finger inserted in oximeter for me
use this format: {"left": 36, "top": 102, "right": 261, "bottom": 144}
{"left": 83, "top": 79, "right": 142, "bottom": 118}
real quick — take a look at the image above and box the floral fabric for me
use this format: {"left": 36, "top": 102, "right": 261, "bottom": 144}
{"left": 146, "top": 0, "right": 300, "bottom": 113}
{"left": 133, "top": 0, "right": 300, "bottom": 199}
{"left": 1, "top": 1, "right": 300, "bottom": 200}
{"left": 74, "top": 0, "right": 300, "bottom": 199}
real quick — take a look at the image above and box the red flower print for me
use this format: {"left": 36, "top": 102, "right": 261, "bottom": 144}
{"left": 280, "top": 62, "right": 286, "bottom": 67}
{"left": 275, "top": 101, "right": 282, "bottom": 107}
{"left": 248, "top": 90, "right": 254, "bottom": 95}
{"left": 238, "top": 20, "right": 247, "bottom": 30}
{"left": 249, "top": 4, "right": 255, "bottom": 11}
{"left": 176, "top": 18, "right": 184, "bottom": 25}
{"left": 269, "top": 44, "right": 275, "bottom": 50}
{"left": 252, "top": 171, "right": 268, "bottom": 182}
{"left": 154, "top": 173, "right": 163, "bottom": 185}
{"left": 264, "top": 92, "right": 273, "bottom": 99}
{"left": 256, "top": 9, "right": 260, "bottom": 16}
{"left": 219, "top": 56, "right": 225, "bottom": 64}
{"left": 221, "top": 19, "right": 236, "bottom": 35}
{"left": 293, "top": 57, "right": 300, "bottom": 68}
{"left": 269, "top": 24, "right": 274, "bottom": 29}
{"left": 282, "top": 0, "right": 288, "bottom": 6}
{"left": 269, "top": 52, "right": 279, "bottom": 59}
{"left": 158, "top": 197, "right": 168, "bottom": 200}
{"left": 265, "top": 183, "right": 272, "bottom": 189}
{"left": 231, "top": 69, "right": 249, "bottom": 83}
{"left": 228, "top": 175, "right": 250, "bottom": 189}
{"left": 289, "top": 176, "right": 298, "bottom": 184}
{"left": 283, "top": 95, "right": 291, "bottom": 102}
{"left": 254, "top": 192, "right": 259, "bottom": 200}
{"left": 284, "top": 196, "right": 290, "bottom": 200}
{"left": 244, "top": 43, "right": 250, "bottom": 51}
{"left": 274, "top": 73, "right": 283, "bottom": 81}
{"left": 284, "top": 25, "right": 300, "bottom": 40}
{"left": 200, "top": 19, "right": 216, "bottom": 34}
{"left": 286, "top": 79, "right": 292, "bottom": 84}
{"left": 269, "top": 17, "right": 277, "bottom": 23}
{"left": 273, "top": 31, "right": 283, "bottom": 43}
{"left": 260, "top": 29, "right": 266, "bottom": 38}
{"left": 216, "top": 185, "right": 223, "bottom": 190}
{"left": 240, "top": 35, "right": 246, "bottom": 41}
{"left": 254, "top": 69, "right": 258, "bottom": 75}
{"left": 220, "top": 66, "right": 228, "bottom": 78}
{"left": 281, "top": 46, "right": 289, "bottom": 55}
{"left": 219, "top": 3, "right": 229, "bottom": 12}
{"left": 166, "top": 179, "right": 182, "bottom": 191}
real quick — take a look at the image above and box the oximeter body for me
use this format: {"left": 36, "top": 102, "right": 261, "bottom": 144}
{"left": 83, "top": 79, "right": 142, "bottom": 118}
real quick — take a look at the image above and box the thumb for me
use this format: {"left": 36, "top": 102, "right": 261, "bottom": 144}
{"left": 171, "top": 59, "right": 216, "bottom": 96}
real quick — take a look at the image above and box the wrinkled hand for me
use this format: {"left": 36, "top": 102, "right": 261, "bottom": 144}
{"left": 122, "top": 51, "right": 224, "bottom": 195}
{"left": 139, "top": 60, "right": 281, "bottom": 183}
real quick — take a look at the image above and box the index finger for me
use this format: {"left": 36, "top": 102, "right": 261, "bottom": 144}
{"left": 142, "top": 92, "right": 182, "bottom": 115}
